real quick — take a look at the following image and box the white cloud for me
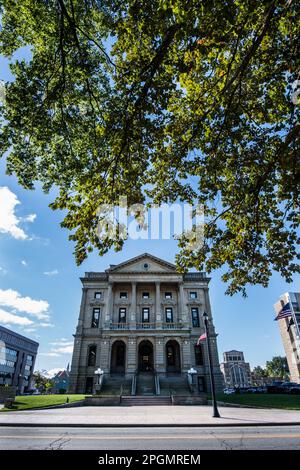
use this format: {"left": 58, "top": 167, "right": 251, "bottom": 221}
{"left": 0, "top": 308, "right": 34, "bottom": 326}
{"left": 52, "top": 345, "right": 73, "bottom": 354}
{"left": 23, "top": 214, "right": 36, "bottom": 223}
{"left": 39, "top": 352, "right": 61, "bottom": 357}
{"left": 0, "top": 266, "right": 7, "bottom": 275}
{"left": 0, "top": 288, "right": 50, "bottom": 320}
{"left": 21, "top": 260, "right": 27, "bottom": 266}
{"left": 44, "top": 368, "right": 66, "bottom": 378}
{"left": 43, "top": 269, "right": 59, "bottom": 276}
{"left": 50, "top": 340, "right": 73, "bottom": 347}
{"left": 0, "top": 186, "right": 36, "bottom": 240}
{"left": 43, "top": 339, "right": 74, "bottom": 356}
{"left": 38, "top": 322, "right": 55, "bottom": 328}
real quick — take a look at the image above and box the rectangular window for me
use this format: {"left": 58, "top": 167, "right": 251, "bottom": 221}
{"left": 91, "top": 308, "right": 100, "bottom": 328}
{"left": 191, "top": 307, "right": 200, "bottom": 327}
{"left": 197, "top": 376, "right": 206, "bottom": 393}
{"left": 165, "top": 292, "right": 172, "bottom": 299}
{"left": 88, "top": 346, "right": 96, "bottom": 366}
{"left": 195, "top": 344, "right": 204, "bottom": 365}
{"left": 120, "top": 292, "right": 128, "bottom": 299}
{"left": 142, "top": 292, "right": 150, "bottom": 299}
{"left": 142, "top": 308, "right": 150, "bottom": 323}
{"left": 94, "top": 292, "right": 102, "bottom": 300}
{"left": 119, "top": 307, "right": 126, "bottom": 323}
{"left": 190, "top": 292, "right": 197, "bottom": 299}
{"left": 165, "top": 307, "right": 173, "bottom": 323}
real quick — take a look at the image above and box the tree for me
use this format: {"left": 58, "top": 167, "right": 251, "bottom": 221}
{"left": 252, "top": 365, "right": 268, "bottom": 378}
{"left": 33, "top": 370, "right": 54, "bottom": 391}
{"left": 0, "top": 1, "right": 299, "bottom": 295}
{"left": 265, "top": 356, "right": 289, "bottom": 379}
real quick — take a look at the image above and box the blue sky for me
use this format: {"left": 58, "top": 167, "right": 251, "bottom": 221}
{"left": 0, "top": 50, "right": 299, "bottom": 375}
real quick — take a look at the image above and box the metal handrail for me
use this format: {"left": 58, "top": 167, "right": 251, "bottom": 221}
{"left": 109, "top": 322, "right": 130, "bottom": 330}
{"left": 131, "top": 369, "right": 138, "bottom": 396}
{"left": 154, "top": 369, "right": 160, "bottom": 395}
{"left": 162, "top": 322, "right": 184, "bottom": 330}
{"left": 136, "top": 322, "right": 156, "bottom": 329}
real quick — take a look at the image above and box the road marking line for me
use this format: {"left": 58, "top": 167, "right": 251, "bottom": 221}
{"left": 1, "top": 434, "right": 300, "bottom": 440}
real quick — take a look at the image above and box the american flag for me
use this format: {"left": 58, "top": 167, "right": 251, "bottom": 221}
{"left": 197, "top": 333, "right": 207, "bottom": 345}
{"left": 274, "top": 302, "right": 293, "bottom": 321}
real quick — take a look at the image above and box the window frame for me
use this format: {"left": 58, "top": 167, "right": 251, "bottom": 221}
{"left": 87, "top": 345, "right": 97, "bottom": 367}
{"left": 142, "top": 307, "right": 150, "bottom": 323}
{"left": 191, "top": 307, "right": 200, "bottom": 327}
{"left": 194, "top": 344, "right": 204, "bottom": 366}
{"left": 165, "top": 307, "right": 174, "bottom": 323}
{"left": 91, "top": 307, "right": 100, "bottom": 328}
{"left": 119, "top": 307, "right": 127, "bottom": 323}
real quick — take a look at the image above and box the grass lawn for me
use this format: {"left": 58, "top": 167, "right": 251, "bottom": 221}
{"left": 216, "top": 393, "right": 300, "bottom": 410}
{"left": 0, "top": 394, "right": 87, "bottom": 412}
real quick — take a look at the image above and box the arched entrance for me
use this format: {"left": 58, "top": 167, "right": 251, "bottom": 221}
{"left": 138, "top": 340, "right": 154, "bottom": 372}
{"left": 110, "top": 340, "right": 126, "bottom": 374}
{"left": 166, "top": 340, "right": 181, "bottom": 373}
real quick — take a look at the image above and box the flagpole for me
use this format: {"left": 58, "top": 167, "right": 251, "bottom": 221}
{"left": 203, "top": 311, "right": 220, "bottom": 418}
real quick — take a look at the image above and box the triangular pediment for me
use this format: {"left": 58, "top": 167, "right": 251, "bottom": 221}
{"left": 106, "top": 253, "right": 177, "bottom": 273}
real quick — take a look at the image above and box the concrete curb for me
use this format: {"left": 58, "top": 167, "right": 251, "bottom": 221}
{"left": 0, "top": 421, "right": 300, "bottom": 428}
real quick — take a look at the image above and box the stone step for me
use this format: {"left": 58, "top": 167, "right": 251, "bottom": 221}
{"left": 121, "top": 396, "right": 172, "bottom": 406}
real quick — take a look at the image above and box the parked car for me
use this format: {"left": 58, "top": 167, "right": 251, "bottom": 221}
{"left": 266, "top": 381, "right": 284, "bottom": 394}
{"left": 223, "top": 388, "right": 236, "bottom": 395}
{"left": 247, "top": 386, "right": 267, "bottom": 393}
{"left": 289, "top": 385, "right": 300, "bottom": 395}
{"left": 280, "top": 382, "right": 299, "bottom": 393}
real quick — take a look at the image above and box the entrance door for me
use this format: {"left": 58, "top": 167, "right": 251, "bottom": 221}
{"left": 138, "top": 340, "right": 153, "bottom": 372}
{"left": 166, "top": 340, "right": 181, "bottom": 373}
{"left": 110, "top": 340, "right": 126, "bottom": 374}
{"left": 85, "top": 377, "right": 94, "bottom": 394}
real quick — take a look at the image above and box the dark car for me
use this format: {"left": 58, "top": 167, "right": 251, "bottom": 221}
{"left": 289, "top": 384, "right": 300, "bottom": 395}
{"left": 280, "top": 382, "right": 299, "bottom": 393}
{"left": 266, "top": 381, "right": 284, "bottom": 394}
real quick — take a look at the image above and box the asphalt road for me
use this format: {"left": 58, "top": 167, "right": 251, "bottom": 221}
{"left": 0, "top": 425, "right": 300, "bottom": 450}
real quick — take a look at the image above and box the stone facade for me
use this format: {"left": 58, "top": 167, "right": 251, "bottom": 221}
{"left": 274, "top": 292, "right": 300, "bottom": 383}
{"left": 220, "top": 350, "right": 251, "bottom": 388}
{"left": 69, "top": 253, "right": 223, "bottom": 394}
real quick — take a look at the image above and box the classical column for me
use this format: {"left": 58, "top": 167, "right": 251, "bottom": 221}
{"left": 105, "top": 282, "right": 113, "bottom": 323}
{"left": 130, "top": 281, "right": 137, "bottom": 324}
{"left": 127, "top": 336, "right": 137, "bottom": 375}
{"left": 155, "top": 281, "right": 161, "bottom": 322}
{"left": 76, "top": 287, "right": 88, "bottom": 333}
{"left": 178, "top": 281, "right": 186, "bottom": 323}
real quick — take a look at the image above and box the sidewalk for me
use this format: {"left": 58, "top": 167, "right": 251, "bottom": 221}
{"left": 1, "top": 405, "right": 300, "bottom": 427}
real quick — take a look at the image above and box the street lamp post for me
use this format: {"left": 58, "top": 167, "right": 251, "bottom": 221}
{"left": 203, "top": 311, "right": 220, "bottom": 418}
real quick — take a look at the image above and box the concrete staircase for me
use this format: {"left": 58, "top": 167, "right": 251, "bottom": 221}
{"left": 136, "top": 373, "right": 155, "bottom": 395}
{"left": 100, "top": 375, "right": 131, "bottom": 395}
{"left": 159, "top": 374, "right": 192, "bottom": 396}
{"left": 121, "top": 395, "right": 172, "bottom": 406}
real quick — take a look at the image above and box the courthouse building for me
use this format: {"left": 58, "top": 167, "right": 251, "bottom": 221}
{"left": 69, "top": 253, "right": 223, "bottom": 395}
